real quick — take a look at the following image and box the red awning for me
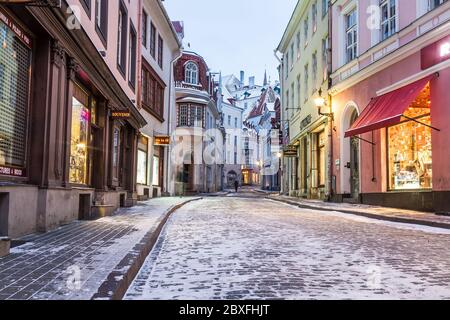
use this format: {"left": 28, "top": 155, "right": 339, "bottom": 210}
{"left": 344, "top": 74, "right": 436, "bottom": 138}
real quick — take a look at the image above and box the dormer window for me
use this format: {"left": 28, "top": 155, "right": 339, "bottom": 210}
{"left": 185, "top": 61, "right": 199, "bottom": 84}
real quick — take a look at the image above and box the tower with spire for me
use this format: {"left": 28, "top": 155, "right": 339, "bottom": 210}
{"left": 263, "top": 70, "right": 268, "bottom": 86}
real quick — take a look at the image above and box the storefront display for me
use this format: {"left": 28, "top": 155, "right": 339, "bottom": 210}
{"left": 0, "top": 18, "right": 31, "bottom": 172}
{"left": 137, "top": 135, "right": 148, "bottom": 185}
{"left": 388, "top": 85, "right": 432, "bottom": 190}
{"left": 69, "top": 85, "right": 90, "bottom": 184}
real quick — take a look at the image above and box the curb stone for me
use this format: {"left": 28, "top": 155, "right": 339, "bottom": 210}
{"left": 91, "top": 197, "right": 202, "bottom": 300}
{"left": 268, "top": 196, "right": 450, "bottom": 230}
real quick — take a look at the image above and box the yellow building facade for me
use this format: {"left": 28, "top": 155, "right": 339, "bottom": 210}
{"left": 277, "top": 0, "right": 332, "bottom": 199}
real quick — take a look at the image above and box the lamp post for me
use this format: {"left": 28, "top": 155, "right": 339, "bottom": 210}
{"left": 315, "top": 87, "right": 334, "bottom": 201}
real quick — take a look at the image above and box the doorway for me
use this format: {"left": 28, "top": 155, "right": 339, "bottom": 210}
{"left": 78, "top": 194, "right": 91, "bottom": 220}
{"left": 349, "top": 109, "right": 360, "bottom": 200}
{"left": 0, "top": 193, "right": 9, "bottom": 236}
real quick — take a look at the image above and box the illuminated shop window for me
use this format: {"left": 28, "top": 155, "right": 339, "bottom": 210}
{"left": 388, "top": 85, "right": 432, "bottom": 190}
{"left": 70, "top": 85, "right": 90, "bottom": 184}
{"left": 318, "top": 130, "right": 326, "bottom": 187}
{"left": 137, "top": 135, "right": 148, "bottom": 185}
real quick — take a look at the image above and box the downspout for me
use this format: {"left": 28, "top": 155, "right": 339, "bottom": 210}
{"left": 327, "top": 0, "right": 334, "bottom": 201}
{"left": 137, "top": 0, "right": 143, "bottom": 109}
{"left": 274, "top": 49, "right": 284, "bottom": 194}
{"left": 165, "top": 48, "right": 183, "bottom": 194}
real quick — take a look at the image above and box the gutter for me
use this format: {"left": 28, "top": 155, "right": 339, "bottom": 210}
{"left": 165, "top": 48, "right": 183, "bottom": 194}
{"left": 327, "top": 0, "right": 334, "bottom": 201}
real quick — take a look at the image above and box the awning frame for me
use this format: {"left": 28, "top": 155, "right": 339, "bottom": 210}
{"left": 402, "top": 115, "right": 441, "bottom": 132}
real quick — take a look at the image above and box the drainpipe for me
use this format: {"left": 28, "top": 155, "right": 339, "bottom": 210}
{"left": 274, "top": 49, "right": 284, "bottom": 194}
{"left": 327, "top": 0, "right": 334, "bottom": 201}
{"left": 137, "top": 0, "right": 143, "bottom": 109}
{"left": 165, "top": 48, "right": 183, "bottom": 195}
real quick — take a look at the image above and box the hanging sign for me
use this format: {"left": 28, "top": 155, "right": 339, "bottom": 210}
{"left": 154, "top": 136, "right": 170, "bottom": 146}
{"left": 283, "top": 145, "right": 298, "bottom": 157}
{"left": 111, "top": 111, "right": 131, "bottom": 119}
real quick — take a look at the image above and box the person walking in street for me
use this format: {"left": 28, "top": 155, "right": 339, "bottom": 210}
{"left": 234, "top": 180, "right": 239, "bottom": 193}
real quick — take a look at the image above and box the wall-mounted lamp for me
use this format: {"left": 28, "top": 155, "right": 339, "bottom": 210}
{"left": 315, "top": 88, "right": 333, "bottom": 120}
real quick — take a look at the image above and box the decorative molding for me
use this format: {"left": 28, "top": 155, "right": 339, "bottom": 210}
{"left": 67, "top": 57, "right": 79, "bottom": 80}
{"left": 50, "top": 39, "right": 65, "bottom": 66}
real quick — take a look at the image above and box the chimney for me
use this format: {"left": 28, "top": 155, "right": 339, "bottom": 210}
{"left": 240, "top": 71, "right": 245, "bottom": 88}
{"left": 249, "top": 76, "right": 255, "bottom": 88}
{"left": 172, "top": 21, "right": 185, "bottom": 41}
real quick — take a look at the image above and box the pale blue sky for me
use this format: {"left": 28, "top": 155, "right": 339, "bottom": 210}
{"left": 164, "top": 0, "right": 298, "bottom": 85}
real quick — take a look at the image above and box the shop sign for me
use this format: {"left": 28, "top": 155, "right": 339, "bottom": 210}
{"left": 421, "top": 35, "right": 450, "bottom": 70}
{"left": 111, "top": 111, "right": 131, "bottom": 119}
{"left": 154, "top": 136, "right": 170, "bottom": 146}
{"left": 300, "top": 114, "right": 312, "bottom": 131}
{"left": 0, "top": 165, "right": 25, "bottom": 177}
{"left": 0, "top": 7, "right": 32, "bottom": 48}
{"left": 283, "top": 145, "right": 298, "bottom": 157}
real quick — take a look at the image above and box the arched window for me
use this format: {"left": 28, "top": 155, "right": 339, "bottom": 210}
{"left": 185, "top": 62, "right": 198, "bottom": 84}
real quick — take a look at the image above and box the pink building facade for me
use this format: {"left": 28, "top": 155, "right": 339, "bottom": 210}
{"left": 330, "top": 0, "right": 450, "bottom": 212}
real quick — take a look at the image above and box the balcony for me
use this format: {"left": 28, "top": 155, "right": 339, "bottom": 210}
{"left": 175, "top": 81, "right": 204, "bottom": 91}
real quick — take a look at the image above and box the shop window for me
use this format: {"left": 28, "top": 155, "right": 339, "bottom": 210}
{"left": 137, "top": 135, "right": 148, "bottom": 185}
{"left": 388, "top": 85, "right": 432, "bottom": 190}
{"left": 152, "top": 156, "right": 160, "bottom": 186}
{"left": 318, "top": 131, "right": 326, "bottom": 187}
{"left": 70, "top": 85, "right": 91, "bottom": 184}
{"left": 0, "top": 20, "right": 31, "bottom": 172}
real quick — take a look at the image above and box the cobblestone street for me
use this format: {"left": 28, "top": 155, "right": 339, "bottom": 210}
{"left": 0, "top": 197, "right": 199, "bottom": 300}
{"left": 125, "top": 196, "right": 450, "bottom": 300}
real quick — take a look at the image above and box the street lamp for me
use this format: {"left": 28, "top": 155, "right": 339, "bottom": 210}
{"left": 315, "top": 88, "right": 333, "bottom": 120}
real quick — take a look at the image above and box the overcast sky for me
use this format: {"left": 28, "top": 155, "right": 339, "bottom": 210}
{"left": 164, "top": 0, "right": 298, "bottom": 86}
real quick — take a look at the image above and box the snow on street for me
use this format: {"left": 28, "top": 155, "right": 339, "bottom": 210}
{"left": 125, "top": 196, "right": 450, "bottom": 300}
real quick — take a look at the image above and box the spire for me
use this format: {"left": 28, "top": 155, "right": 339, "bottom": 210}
{"left": 263, "top": 69, "right": 268, "bottom": 86}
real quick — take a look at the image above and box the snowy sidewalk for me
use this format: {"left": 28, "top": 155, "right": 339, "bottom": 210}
{"left": 0, "top": 197, "right": 200, "bottom": 300}
{"left": 268, "top": 194, "right": 450, "bottom": 229}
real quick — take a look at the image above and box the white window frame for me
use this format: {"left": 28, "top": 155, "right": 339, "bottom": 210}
{"left": 345, "top": 8, "right": 358, "bottom": 63}
{"left": 380, "top": 0, "right": 397, "bottom": 41}
{"left": 185, "top": 61, "right": 199, "bottom": 85}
